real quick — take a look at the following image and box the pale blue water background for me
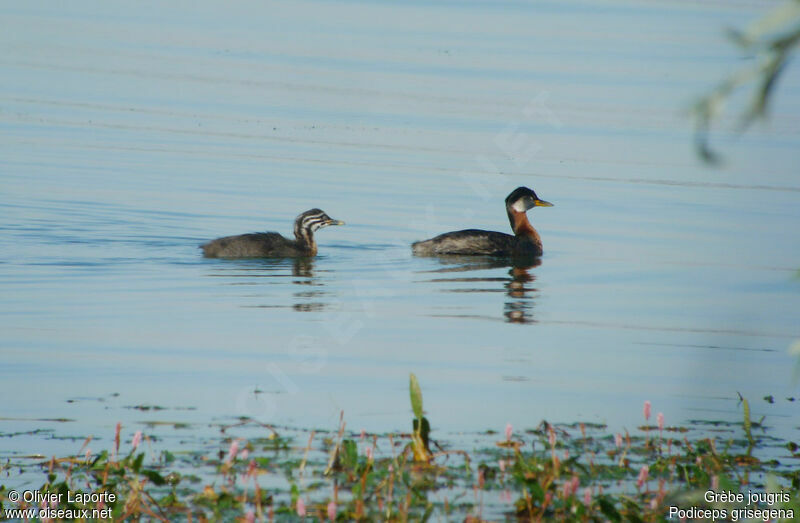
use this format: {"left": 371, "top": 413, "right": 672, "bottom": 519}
{"left": 2, "top": 0, "right": 799, "bottom": 483}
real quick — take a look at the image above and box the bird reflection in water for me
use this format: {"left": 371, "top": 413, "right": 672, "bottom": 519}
{"left": 292, "top": 257, "right": 315, "bottom": 279}
{"left": 290, "top": 258, "right": 328, "bottom": 312}
{"left": 504, "top": 259, "right": 540, "bottom": 324}
{"left": 419, "top": 255, "right": 542, "bottom": 324}
{"left": 205, "top": 257, "right": 331, "bottom": 312}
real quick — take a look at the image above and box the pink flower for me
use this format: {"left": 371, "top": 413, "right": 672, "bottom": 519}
{"left": 296, "top": 497, "right": 306, "bottom": 517}
{"left": 562, "top": 476, "right": 579, "bottom": 498}
{"left": 637, "top": 465, "right": 649, "bottom": 489}
{"left": 226, "top": 440, "right": 239, "bottom": 464}
{"left": 583, "top": 487, "right": 592, "bottom": 507}
{"left": 650, "top": 497, "right": 658, "bottom": 510}
{"left": 238, "top": 449, "right": 249, "bottom": 461}
{"left": 327, "top": 501, "right": 336, "bottom": 521}
{"left": 245, "top": 510, "right": 255, "bottom": 523}
{"left": 114, "top": 422, "right": 122, "bottom": 455}
{"left": 615, "top": 433, "right": 622, "bottom": 449}
{"left": 132, "top": 430, "right": 142, "bottom": 451}
{"left": 505, "top": 423, "right": 513, "bottom": 441}
{"left": 657, "top": 412, "right": 664, "bottom": 432}
{"left": 643, "top": 401, "right": 651, "bottom": 421}
{"left": 498, "top": 459, "right": 506, "bottom": 472}
{"left": 365, "top": 446, "right": 373, "bottom": 461}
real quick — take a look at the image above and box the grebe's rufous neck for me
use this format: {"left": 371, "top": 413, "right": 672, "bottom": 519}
{"left": 411, "top": 186, "right": 552, "bottom": 258}
{"left": 201, "top": 208, "right": 344, "bottom": 258}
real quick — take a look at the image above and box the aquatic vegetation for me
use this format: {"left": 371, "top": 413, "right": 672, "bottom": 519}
{"left": 692, "top": 1, "right": 800, "bottom": 162}
{"left": 409, "top": 372, "right": 431, "bottom": 463}
{"left": 1, "top": 379, "right": 798, "bottom": 521}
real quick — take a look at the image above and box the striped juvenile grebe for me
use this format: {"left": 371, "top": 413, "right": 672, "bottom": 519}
{"left": 201, "top": 208, "right": 344, "bottom": 258}
{"left": 412, "top": 187, "right": 552, "bottom": 258}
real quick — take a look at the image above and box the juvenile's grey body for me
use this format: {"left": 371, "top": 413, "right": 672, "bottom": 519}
{"left": 411, "top": 187, "right": 552, "bottom": 258}
{"left": 202, "top": 232, "right": 308, "bottom": 258}
{"left": 201, "top": 208, "right": 344, "bottom": 259}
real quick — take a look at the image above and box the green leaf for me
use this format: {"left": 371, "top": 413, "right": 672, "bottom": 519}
{"left": 421, "top": 503, "right": 435, "bottom": 522}
{"left": 413, "top": 417, "right": 431, "bottom": 452}
{"left": 132, "top": 452, "right": 145, "bottom": 473}
{"left": 158, "top": 492, "right": 178, "bottom": 507}
{"left": 409, "top": 373, "right": 423, "bottom": 420}
{"left": 141, "top": 469, "right": 166, "bottom": 486}
{"left": 341, "top": 439, "right": 358, "bottom": 471}
{"left": 215, "top": 491, "right": 237, "bottom": 509}
{"left": 524, "top": 479, "right": 544, "bottom": 503}
{"left": 742, "top": 397, "right": 753, "bottom": 447}
{"left": 91, "top": 450, "right": 109, "bottom": 469}
{"left": 598, "top": 497, "right": 621, "bottom": 522}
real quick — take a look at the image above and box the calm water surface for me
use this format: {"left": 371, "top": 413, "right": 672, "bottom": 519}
{"left": 2, "top": 0, "right": 799, "bottom": 486}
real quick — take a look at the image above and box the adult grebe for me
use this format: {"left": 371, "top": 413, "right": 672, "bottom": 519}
{"left": 201, "top": 208, "right": 344, "bottom": 258}
{"left": 411, "top": 187, "right": 552, "bottom": 258}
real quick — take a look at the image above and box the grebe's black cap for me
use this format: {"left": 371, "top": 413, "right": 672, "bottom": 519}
{"left": 505, "top": 186, "right": 553, "bottom": 210}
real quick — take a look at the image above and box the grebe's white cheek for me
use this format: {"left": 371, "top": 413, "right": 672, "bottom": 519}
{"left": 511, "top": 199, "right": 528, "bottom": 212}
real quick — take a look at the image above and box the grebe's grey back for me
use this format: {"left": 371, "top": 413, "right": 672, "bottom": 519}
{"left": 411, "top": 187, "right": 552, "bottom": 258}
{"left": 201, "top": 208, "right": 344, "bottom": 258}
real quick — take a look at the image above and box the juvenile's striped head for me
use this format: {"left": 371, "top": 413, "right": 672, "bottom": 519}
{"left": 293, "top": 208, "right": 344, "bottom": 243}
